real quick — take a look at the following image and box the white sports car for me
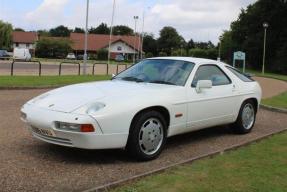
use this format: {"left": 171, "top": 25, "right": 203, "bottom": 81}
{"left": 21, "top": 57, "right": 262, "bottom": 160}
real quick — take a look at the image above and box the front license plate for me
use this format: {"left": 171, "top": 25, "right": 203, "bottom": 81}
{"left": 31, "top": 126, "right": 55, "bottom": 137}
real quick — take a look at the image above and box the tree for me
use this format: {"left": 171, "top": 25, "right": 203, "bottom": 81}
{"left": 187, "top": 38, "right": 195, "bottom": 49}
{"left": 194, "top": 41, "right": 215, "bottom": 49}
{"left": 14, "top": 28, "right": 25, "bottom": 32}
{"left": 219, "top": 30, "right": 235, "bottom": 63}
{"left": 37, "top": 30, "right": 50, "bottom": 37}
{"left": 0, "top": 20, "right": 13, "bottom": 50}
{"left": 157, "top": 26, "right": 182, "bottom": 55}
{"left": 113, "top": 25, "right": 134, "bottom": 35}
{"left": 143, "top": 33, "right": 158, "bottom": 56}
{"left": 222, "top": 0, "right": 287, "bottom": 73}
{"left": 73, "top": 27, "right": 85, "bottom": 33}
{"left": 97, "top": 49, "right": 108, "bottom": 60}
{"left": 89, "top": 23, "right": 110, "bottom": 34}
{"left": 49, "top": 25, "right": 71, "bottom": 37}
{"left": 36, "top": 38, "right": 72, "bottom": 58}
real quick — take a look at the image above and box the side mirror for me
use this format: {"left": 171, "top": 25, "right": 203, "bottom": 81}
{"left": 112, "top": 74, "right": 116, "bottom": 78}
{"left": 196, "top": 80, "right": 212, "bottom": 93}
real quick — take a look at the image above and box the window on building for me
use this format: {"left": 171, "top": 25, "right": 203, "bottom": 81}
{"left": 117, "top": 46, "right": 122, "bottom": 51}
{"left": 16, "top": 43, "right": 19, "bottom": 47}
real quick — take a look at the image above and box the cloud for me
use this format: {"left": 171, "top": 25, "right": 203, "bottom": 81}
{"left": 4, "top": 0, "right": 257, "bottom": 44}
{"left": 25, "top": 0, "right": 69, "bottom": 28}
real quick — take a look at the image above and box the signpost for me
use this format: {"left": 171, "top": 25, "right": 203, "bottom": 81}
{"left": 233, "top": 51, "right": 246, "bottom": 72}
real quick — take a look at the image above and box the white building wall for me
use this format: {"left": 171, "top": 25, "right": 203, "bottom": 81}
{"left": 109, "top": 41, "right": 137, "bottom": 54}
{"left": 13, "top": 43, "right": 35, "bottom": 50}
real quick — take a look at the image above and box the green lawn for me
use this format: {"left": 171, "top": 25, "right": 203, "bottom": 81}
{"left": 113, "top": 132, "right": 287, "bottom": 192}
{"left": 245, "top": 69, "right": 287, "bottom": 82}
{"left": 262, "top": 92, "right": 287, "bottom": 109}
{"left": 0, "top": 75, "right": 111, "bottom": 88}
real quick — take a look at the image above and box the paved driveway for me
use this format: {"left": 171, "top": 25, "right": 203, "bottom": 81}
{"left": 0, "top": 89, "right": 286, "bottom": 192}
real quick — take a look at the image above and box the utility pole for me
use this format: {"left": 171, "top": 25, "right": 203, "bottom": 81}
{"left": 83, "top": 0, "right": 89, "bottom": 75}
{"left": 262, "top": 22, "right": 269, "bottom": 74}
{"left": 107, "top": 0, "right": 116, "bottom": 74}
{"left": 133, "top": 16, "right": 139, "bottom": 64}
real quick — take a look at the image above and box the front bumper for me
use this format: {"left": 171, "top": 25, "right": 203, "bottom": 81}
{"left": 21, "top": 104, "right": 128, "bottom": 149}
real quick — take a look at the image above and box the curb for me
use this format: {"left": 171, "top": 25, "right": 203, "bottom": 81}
{"left": 260, "top": 104, "right": 287, "bottom": 114}
{"left": 82, "top": 128, "right": 287, "bottom": 192}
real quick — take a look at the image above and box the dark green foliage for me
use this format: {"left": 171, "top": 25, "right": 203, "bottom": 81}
{"left": 36, "top": 38, "right": 72, "bottom": 58}
{"left": 157, "top": 26, "right": 182, "bottom": 55}
{"left": 97, "top": 49, "right": 108, "bottom": 60}
{"left": 221, "top": 0, "right": 287, "bottom": 74}
{"left": 14, "top": 28, "right": 25, "bottom": 32}
{"left": 188, "top": 48, "right": 217, "bottom": 60}
{"left": 158, "top": 52, "right": 167, "bottom": 57}
{"left": 49, "top": 25, "right": 71, "bottom": 37}
{"left": 143, "top": 34, "right": 158, "bottom": 56}
{"left": 113, "top": 25, "right": 134, "bottom": 35}
{"left": 145, "top": 52, "right": 153, "bottom": 58}
{"left": 73, "top": 27, "right": 85, "bottom": 33}
{"left": 0, "top": 20, "right": 13, "bottom": 50}
{"left": 89, "top": 23, "right": 110, "bottom": 34}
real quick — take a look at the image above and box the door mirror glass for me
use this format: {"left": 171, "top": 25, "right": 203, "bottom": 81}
{"left": 196, "top": 80, "right": 212, "bottom": 93}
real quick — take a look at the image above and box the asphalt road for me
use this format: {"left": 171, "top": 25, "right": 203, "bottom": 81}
{"left": 0, "top": 89, "right": 287, "bottom": 192}
{"left": 0, "top": 61, "right": 128, "bottom": 75}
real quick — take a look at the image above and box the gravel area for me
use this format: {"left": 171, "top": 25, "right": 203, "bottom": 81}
{"left": 0, "top": 89, "right": 287, "bottom": 192}
{"left": 253, "top": 77, "right": 287, "bottom": 99}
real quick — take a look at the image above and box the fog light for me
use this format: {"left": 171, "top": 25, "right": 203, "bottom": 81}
{"left": 55, "top": 122, "right": 94, "bottom": 132}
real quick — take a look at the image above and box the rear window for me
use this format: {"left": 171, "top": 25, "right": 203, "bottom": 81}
{"left": 226, "top": 66, "right": 254, "bottom": 82}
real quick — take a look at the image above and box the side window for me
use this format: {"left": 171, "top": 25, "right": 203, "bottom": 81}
{"left": 192, "top": 65, "right": 231, "bottom": 87}
{"left": 226, "top": 66, "right": 254, "bottom": 82}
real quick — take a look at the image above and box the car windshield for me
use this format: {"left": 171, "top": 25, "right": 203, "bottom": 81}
{"left": 114, "top": 59, "right": 195, "bottom": 86}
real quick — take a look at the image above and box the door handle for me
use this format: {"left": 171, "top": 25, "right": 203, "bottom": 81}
{"left": 232, "top": 84, "right": 236, "bottom": 92}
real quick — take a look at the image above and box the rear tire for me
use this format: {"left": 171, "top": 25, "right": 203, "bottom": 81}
{"left": 127, "top": 111, "right": 167, "bottom": 161}
{"left": 232, "top": 100, "right": 256, "bottom": 134}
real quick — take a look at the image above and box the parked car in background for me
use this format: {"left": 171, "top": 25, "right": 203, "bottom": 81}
{"left": 13, "top": 48, "right": 31, "bottom": 61}
{"left": 0, "top": 50, "right": 10, "bottom": 60}
{"left": 21, "top": 57, "right": 262, "bottom": 161}
{"left": 66, "top": 53, "right": 76, "bottom": 60}
{"left": 115, "top": 54, "right": 125, "bottom": 62}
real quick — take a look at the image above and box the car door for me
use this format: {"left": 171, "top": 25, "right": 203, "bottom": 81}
{"left": 186, "top": 64, "right": 237, "bottom": 131}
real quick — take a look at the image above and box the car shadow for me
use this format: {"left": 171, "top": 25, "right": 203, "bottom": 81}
{"left": 32, "top": 125, "right": 234, "bottom": 164}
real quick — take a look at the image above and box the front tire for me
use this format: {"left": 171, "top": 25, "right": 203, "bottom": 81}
{"left": 127, "top": 111, "right": 167, "bottom": 161}
{"left": 232, "top": 100, "right": 256, "bottom": 134}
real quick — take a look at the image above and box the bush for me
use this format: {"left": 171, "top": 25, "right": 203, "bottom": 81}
{"left": 97, "top": 49, "right": 108, "bottom": 60}
{"left": 171, "top": 49, "right": 188, "bottom": 56}
{"left": 158, "top": 52, "right": 167, "bottom": 57}
{"left": 36, "top": 38, "right": 72, "bottom": 58}
{"left": 188, "top": 48, "right": 217, "bottom": 60}
{"left": 145, "top": 52, "right": 153, "bottom": 58}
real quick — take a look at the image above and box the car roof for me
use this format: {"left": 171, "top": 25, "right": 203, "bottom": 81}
{"left": 149, "top": 56, "right": 227, "bottom": 66}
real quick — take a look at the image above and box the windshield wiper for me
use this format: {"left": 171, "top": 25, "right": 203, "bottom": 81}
{"left": 149, "top": 80, "right": 175, "bottom": 85}
{"left": 120, "top": 76, "right": 144, "bottom": 82}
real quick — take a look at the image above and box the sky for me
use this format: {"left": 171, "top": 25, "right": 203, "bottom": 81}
{"left": 0, "top": 0, "right": 257, "bottom": 44}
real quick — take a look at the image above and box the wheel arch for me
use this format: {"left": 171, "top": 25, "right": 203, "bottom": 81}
{"left": 129, "top": 106, "right": 171, "bottom": 133}
{"left": 242, "top": 97, "right": 259, "bottom": 113}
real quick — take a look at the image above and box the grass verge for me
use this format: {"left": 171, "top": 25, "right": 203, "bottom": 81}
{"left": 262, "top": 91, "right": 287, "bottom": 109}
{"left": 112, "top": 132, "right": 287, "bottom": 192}
{"left": 245, "top": 69, "right": 287, "bottom": 82}
{"left": 0, "top": 75, "right": 111, "bottom": 88}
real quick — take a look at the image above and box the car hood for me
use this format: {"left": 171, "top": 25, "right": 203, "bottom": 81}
{"left": 28, "top": 80, "right": 177, "bottom": 113}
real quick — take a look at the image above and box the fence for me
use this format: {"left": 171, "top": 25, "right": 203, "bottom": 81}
{"left": 0, "top": 60, "right": 132, "bottom": 76}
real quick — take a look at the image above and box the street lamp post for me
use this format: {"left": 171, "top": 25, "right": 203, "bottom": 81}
{"left": 107, "top": 0, "right": 116, "bottom": 74}
{"left": 262, "top": 22, "right": 269, "bottom": 74}
{"left": 133, "top": 16, "right": 139, "bottom": 64}
{"left": 83, "top": 0, "right": 90, "bottom": 75}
